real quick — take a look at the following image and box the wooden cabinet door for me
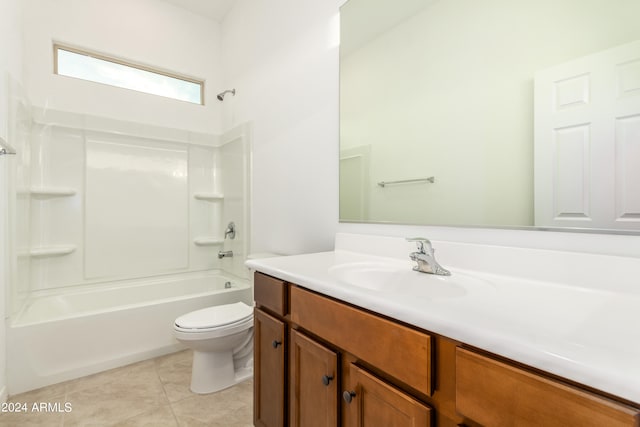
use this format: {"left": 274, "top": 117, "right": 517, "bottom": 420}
{"left": 343, "top": 363, "right": 432, "bottom": 427}
{"left": 289, "top": 329, "right": 339, "bottom": 427}
{"left": 254, "top": 309, "right": 286, "bottom": 427}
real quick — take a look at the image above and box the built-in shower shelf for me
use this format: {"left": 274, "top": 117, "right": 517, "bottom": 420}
{"left": 193, "top": 192, "right": 224, "bottom": 201}
{"left": 28, "top": 187, "right": 77, "bottom": 198}
{"left": 193, "top": 237, "right": 224, "bottom": 246}
{"left": 28, "top": 245, "right": 77, "bottom": 258}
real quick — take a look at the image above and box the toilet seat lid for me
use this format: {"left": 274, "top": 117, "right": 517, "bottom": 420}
{"left": 175, "top": 302, "right": 253, "bottom": 330}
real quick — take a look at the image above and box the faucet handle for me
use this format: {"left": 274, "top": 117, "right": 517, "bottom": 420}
{"left": 225, "top": 221, "right": 236, "bottom": 240}
{"left": 406, "top": 237, "right": 433, "bottom": 254}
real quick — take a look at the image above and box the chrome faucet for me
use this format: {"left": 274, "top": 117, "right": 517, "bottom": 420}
{"left": 407, "top": 238, "right": 451, "bottom": 276}
{"left": 218, "top": 250, "right": 233, "bottom": 259}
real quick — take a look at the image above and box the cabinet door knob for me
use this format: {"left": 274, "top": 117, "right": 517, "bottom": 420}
{"left": 271, "top": 340, "right": 282, "bottom": 348}
{"left": 343, "top": 390, "right": 356, "bottom": 403}
{"left": 322, "top": 375, "right": 334, "bottom": 386}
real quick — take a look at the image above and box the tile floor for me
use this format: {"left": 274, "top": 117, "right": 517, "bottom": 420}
{"left": 0, "top": 350, "right": 253, "bottom": 426}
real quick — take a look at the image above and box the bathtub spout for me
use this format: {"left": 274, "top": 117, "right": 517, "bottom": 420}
{"left": 218, "top": 250, "right": 233, "bottom": 259}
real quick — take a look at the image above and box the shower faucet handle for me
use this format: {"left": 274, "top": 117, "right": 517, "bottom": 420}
{"left": 224, "top": 222, "right": 236, "bottom": 240}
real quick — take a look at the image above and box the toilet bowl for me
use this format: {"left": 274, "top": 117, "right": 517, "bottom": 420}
{"left": 174, "top": 301, "right": 254, "bottom": 394}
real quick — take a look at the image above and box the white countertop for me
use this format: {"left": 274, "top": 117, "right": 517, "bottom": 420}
{"left": 246, "top": 233, "right": 640, "bottom": 404}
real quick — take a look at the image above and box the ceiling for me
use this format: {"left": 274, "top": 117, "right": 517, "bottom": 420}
{"left": 161, "top": 0, "right": 238, "bottom": 22}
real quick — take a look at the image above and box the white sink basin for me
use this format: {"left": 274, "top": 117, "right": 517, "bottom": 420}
{"left": 328, "top": 261, "right": 495, "bottom": 299}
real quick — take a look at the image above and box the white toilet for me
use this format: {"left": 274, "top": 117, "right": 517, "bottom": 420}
{"left": 174, "top": 301, "right": 254, "bottom": 394}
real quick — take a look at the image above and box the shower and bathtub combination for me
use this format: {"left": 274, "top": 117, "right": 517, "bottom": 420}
{"left": 5, "top": 92, "right": 253, "bottom": 395}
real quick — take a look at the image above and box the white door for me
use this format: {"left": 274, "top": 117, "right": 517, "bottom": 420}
{"left": 535, "top": 40, "right": 640, "bottom": 230}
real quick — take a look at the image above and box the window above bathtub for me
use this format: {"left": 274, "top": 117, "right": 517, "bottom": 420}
{"left": 53, "top": 44, "right": 204, "bottom": 105}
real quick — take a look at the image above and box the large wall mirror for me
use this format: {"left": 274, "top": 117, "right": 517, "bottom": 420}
{"left": 339, "top": 0, "right": 640, "bottom": 234}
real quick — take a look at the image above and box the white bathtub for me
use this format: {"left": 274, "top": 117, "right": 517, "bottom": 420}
{"left": 7, "top": 271, "right": 252, "bottom": 395}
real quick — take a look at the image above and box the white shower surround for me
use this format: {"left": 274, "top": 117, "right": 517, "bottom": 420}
{"left": 6, "top": 109, "right": 252, "bottom": 395}
{"left": 12, "top": 110, "right": 251, "bottom": 292}
{"left": 16, "top": 109, "right": 247, "bottom": 291}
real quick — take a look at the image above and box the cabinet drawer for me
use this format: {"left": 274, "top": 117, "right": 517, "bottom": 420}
{"left": 254, "top": 272, "right": 287, "bottom": 316}
{"left": 456, "top": 347, "right": 640, "bottom": 427}
{"left": 290, "top": 285, "right": 432, "bottom": 395}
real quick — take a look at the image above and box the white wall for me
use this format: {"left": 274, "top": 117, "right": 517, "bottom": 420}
{"left": 0, "top": 0, "right": 24, "bottom": 403}
{"left": 23, "top": 0, "right": 223, "bottom": 134}
{"left": 221, "top": 0, "right": 342, "bottom": 255}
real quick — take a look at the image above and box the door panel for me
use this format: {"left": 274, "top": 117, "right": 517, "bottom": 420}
{"left": 289, "top": 329, "right": 338, "bottom": 427}
{"left": 344, "top": 363, "right": 432, "bottom": 427}
{"left": 254, "top": 309, "right": 285, "bottom": 427}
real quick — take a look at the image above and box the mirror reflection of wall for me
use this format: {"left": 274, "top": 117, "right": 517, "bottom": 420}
{"left": 339, "top": 0, "right": 640, "bottom": 232}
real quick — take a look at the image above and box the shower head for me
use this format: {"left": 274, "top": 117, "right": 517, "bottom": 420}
{"left": 217, "top": 89, "right": 236, "bottom": 101}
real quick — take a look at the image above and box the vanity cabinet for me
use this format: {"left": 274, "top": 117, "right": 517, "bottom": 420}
{"left": 254, "top": 272, "right": 436, "bottom": 427}
{"left": 253, "top": 271, "right": 640, "bottom": 427}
